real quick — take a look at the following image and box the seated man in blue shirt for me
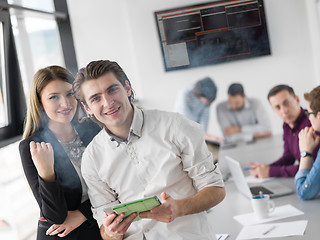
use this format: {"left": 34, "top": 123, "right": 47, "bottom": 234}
{"left": 216, "top": 83, "right": 272, "bottom": 143}
{"left": 296, "top": 86, "right": 320, "bottom": 200}
{"left": 174, "top": 77, "right": 223, "bottom": 143}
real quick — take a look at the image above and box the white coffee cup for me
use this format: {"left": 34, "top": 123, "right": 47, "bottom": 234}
{"left": 251, "top": 194, "right": 275, "bottom": 219}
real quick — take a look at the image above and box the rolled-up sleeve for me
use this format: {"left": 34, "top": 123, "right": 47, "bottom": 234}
{"left": 295, "top": 154, "right": 320, "bottom": 200}
{"left": 174, "top": 114, "right": 224, "bottom": 191}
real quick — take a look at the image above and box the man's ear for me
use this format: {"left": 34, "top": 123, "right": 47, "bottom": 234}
{"left": 124, "top": 80, "right": 132, "bottom": 97}
{"left": 295, "top": 95, "right": 300, "bottom": 104}
{"left": 81, "top": 101, "right": 92, "bottom": 115}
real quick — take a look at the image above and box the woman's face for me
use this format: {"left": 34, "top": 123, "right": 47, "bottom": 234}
{"left": 40, "top": 79, "right": 77, "bottom": 127}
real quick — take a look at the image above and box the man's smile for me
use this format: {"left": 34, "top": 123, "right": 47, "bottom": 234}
{"left": 105, "top": 106, "right": 120, "bottom": 115}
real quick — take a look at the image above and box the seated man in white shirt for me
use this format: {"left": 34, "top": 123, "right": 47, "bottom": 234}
{"left": 216, "top": 83, "right": 272, "bottom": 143}
{"left": 72, "top": 60, "right": 225, "bottom": 240}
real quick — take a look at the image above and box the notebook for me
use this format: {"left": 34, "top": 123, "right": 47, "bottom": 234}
{"left": 225, "top": 156, "right": 293, "bottom": 198}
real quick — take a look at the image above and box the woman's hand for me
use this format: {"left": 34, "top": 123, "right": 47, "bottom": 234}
{"left": 298, "top": 127, "right": 320, "bottom": 153}
{"left": 101, "top": 211, "right": 137, "bottom": 240}
{"left": 46, "top": 210, "right": 87, "bottom": 237}
{"left": 29, "top": 141, "right": 55, "bottom": 182}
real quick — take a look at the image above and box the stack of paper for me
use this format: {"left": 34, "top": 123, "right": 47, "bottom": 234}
{"left": 236, "top": 220, "right": 308, "bottom": 240}
{"left": 233, "top": 204, "right": 308, "bottom": 239}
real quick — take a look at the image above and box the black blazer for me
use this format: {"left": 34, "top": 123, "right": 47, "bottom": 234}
{"left": 19, "top": 120, "right": 102, "bottom": 240}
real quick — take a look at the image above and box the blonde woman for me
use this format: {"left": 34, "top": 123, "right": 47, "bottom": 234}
{"left": 19, "top": 66, "right": 101, "bottom": 239}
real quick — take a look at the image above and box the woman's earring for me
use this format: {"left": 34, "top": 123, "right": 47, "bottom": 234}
{"left": 88, "top": 114, "right": 94, "bottom": 118}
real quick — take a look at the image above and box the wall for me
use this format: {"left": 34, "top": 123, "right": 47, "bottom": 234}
{"left": 67, "top": 0, "right": 319, "bottom": 137}
{"left": 66, "top": 0, "right": 143, "bottom": 96}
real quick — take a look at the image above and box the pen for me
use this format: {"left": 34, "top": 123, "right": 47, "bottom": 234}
{"left": 217, "top": 234, "right": 229, "bottom": 240}
{"left": 262, "top": 225, "right": 276, "bottom": 235}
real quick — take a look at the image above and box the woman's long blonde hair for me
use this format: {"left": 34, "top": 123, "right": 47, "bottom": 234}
{"left": 23, "top": 66, "right": 76, "bottom": 139}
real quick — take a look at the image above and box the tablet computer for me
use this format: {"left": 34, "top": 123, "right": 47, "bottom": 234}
{"left": 104, "top": 196, "right": 161, "bottom": 221}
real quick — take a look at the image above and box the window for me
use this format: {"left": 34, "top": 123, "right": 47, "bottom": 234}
{"left": 0, "top": 22, "right": 8, "bottom": 128}
{"left": 10, "top": 8, "right": 65, "bottom": 99}
{"left": 8, "top": 0, "right": 55, "bottom": 12}
{"left": 0, "top": 0, "right": 77, "bottom": 145}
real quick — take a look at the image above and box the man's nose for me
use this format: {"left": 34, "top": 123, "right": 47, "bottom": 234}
{"left": 102, "top": 94, "right": 114, "bottom": 107}
{"left": 281, "top": 105, "right": 288, "bottom": 114}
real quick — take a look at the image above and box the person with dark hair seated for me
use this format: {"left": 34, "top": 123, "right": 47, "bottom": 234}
{"left": 249, "top": 84, "right": 320, "bottom": 178}
{"left": 216, "top": 83, "right": 272, "bottom": 143}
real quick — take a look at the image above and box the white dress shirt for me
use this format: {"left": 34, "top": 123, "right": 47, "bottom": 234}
{"left": 81, "top": 106, "right": 224, "bottom": 240}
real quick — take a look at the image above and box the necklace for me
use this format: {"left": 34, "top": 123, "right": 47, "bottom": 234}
{"left": 58, "top": 130, "right": 85, "bottom": 169}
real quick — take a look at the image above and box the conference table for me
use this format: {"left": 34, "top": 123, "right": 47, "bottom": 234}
{"left": 206, "top": 135, "right": 320, "bottom": 240}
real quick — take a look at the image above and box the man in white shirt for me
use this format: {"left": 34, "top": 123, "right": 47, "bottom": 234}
{"left": 73, "top": 60, "right": 225, "bottom": 240}
{"left": 216, "top": 83, "right": 272, "bottom": 143}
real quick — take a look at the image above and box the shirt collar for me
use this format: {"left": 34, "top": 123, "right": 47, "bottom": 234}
{"left": 130, "top": 105, "right": 143, "bottom": 138}
{"left": 283, "top": 107, "right": 305, "bottom": 131}
{"left": 104, "top": 105, "right": 143, "bottom": 147}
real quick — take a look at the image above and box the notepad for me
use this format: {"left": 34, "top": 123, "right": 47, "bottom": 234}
{"left": 236, "top": 220, "right": 308, "bottom": 239}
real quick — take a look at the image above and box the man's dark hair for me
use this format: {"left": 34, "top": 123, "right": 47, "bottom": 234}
{"left": 228, "top": 83, "right": 244, "bottom": 97}
{"left": 73, "top": 60, "right": 135, "bottom": 105}
{"left": 267, "top": 84, "right": 295, "bottom": 100}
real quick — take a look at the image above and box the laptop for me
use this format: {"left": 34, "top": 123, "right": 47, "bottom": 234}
{"left": 225, "top": 156, "right": 293, "bottom": 198}
{"left": 205, "top": 138, "right": 237, "bottom": 149}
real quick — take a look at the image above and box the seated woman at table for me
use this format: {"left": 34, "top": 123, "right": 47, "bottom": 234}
{"left": 296, "top": 86, "right": 320, "bottom": 200}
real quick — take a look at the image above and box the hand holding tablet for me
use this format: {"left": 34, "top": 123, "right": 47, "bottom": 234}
{"left": 104, "top": 196, "right": 161, "bottom": 221}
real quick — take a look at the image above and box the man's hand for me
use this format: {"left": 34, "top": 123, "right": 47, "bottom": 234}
{"left": 248, "top": 162, "right": 270, "bottom": 178}
{"left": 139, "top": 192, "right": 179, "bottom": 223}
{"left": 101, "top": 212, "right": 137, "bottom": 240}
{"left": 253, "top": 131, "right": 272, "bottom": 140}
{"left": 224, "top": 126, "right": 241, "bottom": 137}
{"left": 205, "top": 133, "right": 225, "bottom": 144}
{"left": 30, "top": 141, "right": 55, "bottom": 182}
{"left": 46, "top": 210, "right": 86, "bottom": 237}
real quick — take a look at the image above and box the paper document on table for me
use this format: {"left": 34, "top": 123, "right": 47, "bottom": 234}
{"left": 236, "top": 220, "right": 308, "bottom": 239}
{"left": 215, "top": 233, "right": 229, "bottom": 240}
{"left": 245, "top": 175, "right": 274, "bottom": 184}
{"left": 234, "top": 204, "right": 304, "bottom": 226}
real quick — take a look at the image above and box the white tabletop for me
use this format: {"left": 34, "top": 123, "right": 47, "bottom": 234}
{"left": 207, "top": 135, "right": 320, "bottom": 240}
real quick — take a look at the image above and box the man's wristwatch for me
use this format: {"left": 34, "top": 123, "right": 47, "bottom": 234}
{"left": 300, "top": 151, "right": 312, "bottom": 158}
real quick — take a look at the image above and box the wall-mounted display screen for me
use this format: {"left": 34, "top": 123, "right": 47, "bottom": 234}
{"left": 155, "top": 0, "right": 271, "bottom": 71}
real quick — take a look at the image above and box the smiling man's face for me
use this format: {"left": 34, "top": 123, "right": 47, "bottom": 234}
{"left": 81, "top": 72, "right": 133, "bottom": 135}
